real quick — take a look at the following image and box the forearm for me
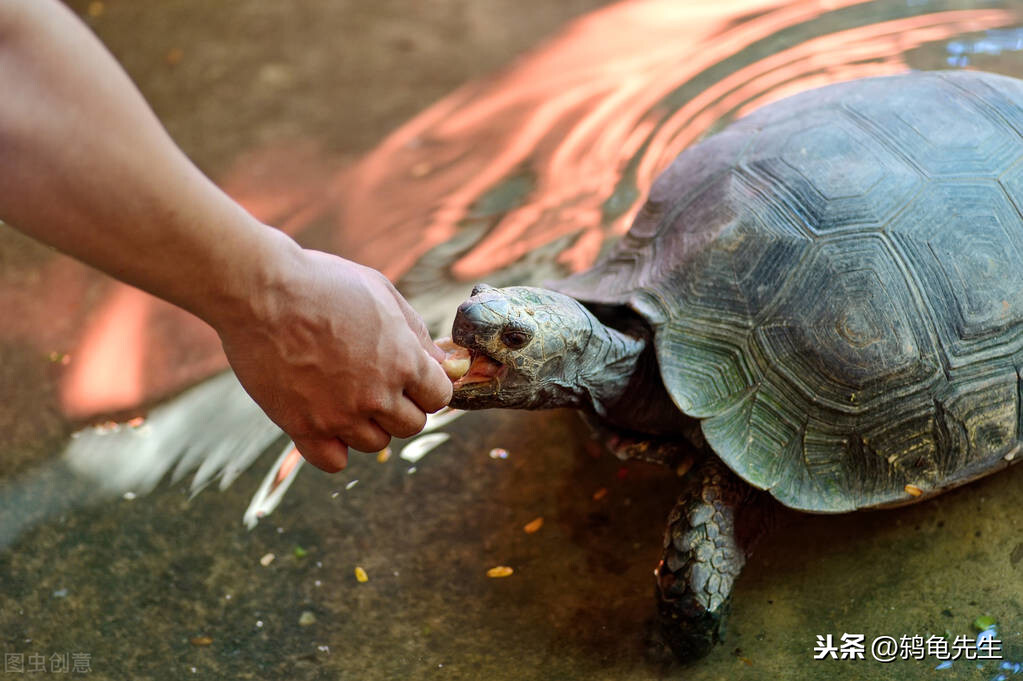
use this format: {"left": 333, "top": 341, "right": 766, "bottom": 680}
{"left": 0, "top": 0, "right": 293, "bottom": 327}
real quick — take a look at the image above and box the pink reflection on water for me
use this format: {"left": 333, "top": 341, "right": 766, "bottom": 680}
{"left": 56, "top": 278, "right": 224, "bottom": 419}
{"left": 19, "top": 0, "right": 1016, "bottom": 421}
{"left": 338, "top": 1, "right": 1014, "bottom": 282}
{"left": 59, "top": 284, "right": 148, "bottom": 418}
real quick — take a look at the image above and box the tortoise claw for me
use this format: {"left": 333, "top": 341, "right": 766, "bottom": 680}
{"left": 655, "top": 585, "right": 730, "bottom": 661}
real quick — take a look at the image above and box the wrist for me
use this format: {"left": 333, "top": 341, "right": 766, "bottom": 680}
{"left": 188, "top": 218, "right": 304, "bottom": 334}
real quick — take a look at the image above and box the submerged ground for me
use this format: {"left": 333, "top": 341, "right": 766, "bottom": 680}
{"left": 2, "top": 1, "right": 1023, "bottom": 679}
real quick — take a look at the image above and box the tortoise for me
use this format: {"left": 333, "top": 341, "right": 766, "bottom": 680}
{"left": 442, "top": 69, "right": 1023, "bottom": 660}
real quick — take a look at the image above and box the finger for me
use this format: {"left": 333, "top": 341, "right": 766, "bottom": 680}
{"left": 372, "top": 394, "right": 428, "bottom": 439}
{"left": 293, "top": 436, "right": 349, "bottom": 473}
{"left": 342, "top": 419, "right": 392, "bottom": 454}
{"left": 391, "top": 288, "right": 445, "bottom": 362}
{"left": 405, "top": 349, "right": 453, "bottom": 412}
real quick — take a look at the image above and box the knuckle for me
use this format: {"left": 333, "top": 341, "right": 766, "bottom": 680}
{"left": 361, "top": 391, "right": 391, "bottom": 417}
{"left": 306, "top": 409, "right": 341, "bottom": 436}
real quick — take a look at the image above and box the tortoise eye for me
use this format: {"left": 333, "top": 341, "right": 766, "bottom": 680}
{"left": 500, "top": 329, "right": 532, "bottom": 349}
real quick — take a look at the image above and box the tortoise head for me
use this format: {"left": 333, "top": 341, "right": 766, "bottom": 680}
{"left": 449, "top": 284, "right": 643, "bottom": 411}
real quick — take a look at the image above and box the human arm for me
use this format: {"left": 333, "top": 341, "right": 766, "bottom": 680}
{"left": 0, "top": 0, "right": 452, "bottom": 471}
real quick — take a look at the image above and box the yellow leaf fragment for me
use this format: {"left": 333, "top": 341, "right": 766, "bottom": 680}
{"left": 377, "top": 447, "right": 391, "bottom": 463}
{"left": 523, "top": 517, "right": 544, "bottom": 534}
{"left": 354, "top": 566, "right": 369, "bottom": 583}
{"left": 487, "top": 565, "right": 514, "bottom": 578}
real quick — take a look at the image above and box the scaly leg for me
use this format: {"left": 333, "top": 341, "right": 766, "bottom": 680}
{"left": 655, "top": 456, "right": 775, "bottom": 660}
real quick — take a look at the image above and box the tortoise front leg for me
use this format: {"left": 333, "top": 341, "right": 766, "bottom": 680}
{"left": 655, "top": 456, "right": 774, "bottom": 660}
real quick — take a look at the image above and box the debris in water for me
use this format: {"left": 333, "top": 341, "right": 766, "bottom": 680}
{"left": 935, "top": 660, "right": 953, "bottom": 670}
{"left": 259, "top": 553, "right": 275, "bottom": 567}
{"left": 298, "top": 611, "right": 317, "bottom": 627}
{"left": 487, "top": 566, "right": 514, "bottom": 578}
{"left": 523, "top": 517, "right": 544, "bottom": 534}
{"left": 489, "top": 448, "right": 509, "bottom": 459}
{"left": 122, "top": 492, "right": 136, "bottom": 501}
{"left": 94, "top": 421, "right": 120, "bottom": 435}
{"left": 293, "top": 546, "right": 308, "bottom": 559}
{"left": 345, "top": 479, "right": 359, "bottom": 490}
{"left": 377, "top": 447, "right": 391, "bottom": 463}
{"left": 243, "top": 441, "right": 305, "bottom": 530}
{"left": 190, "top": 636, "right": 213, "bottom": 647}
{"left": 400, "top": 433, "right": 450, "bottom": 463}
{"left": 355, "top": 566, "right": 369, "bottom": 583}
{"left": 274, "top": 449, "right": 303, "bottom": 491}
{"left": 86, "top": 2, "right": 104, "bottom": 17}
{"left": 421, "top": 407, "right": 465, "bottom": 434}
{"left": 974, "top": 615, "right": 996, "bottom": 631}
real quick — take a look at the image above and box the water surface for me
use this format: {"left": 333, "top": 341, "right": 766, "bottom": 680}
{"left": 3, "top": 1, "right": 1023, "bottom": 679}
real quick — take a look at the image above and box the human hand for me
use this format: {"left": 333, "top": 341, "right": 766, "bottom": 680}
{"left": 214, "top": 240, "right": 452, "bottom": 472}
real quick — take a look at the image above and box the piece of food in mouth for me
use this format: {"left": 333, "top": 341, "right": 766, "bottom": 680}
{"left": 435, "top": 337, "right": 505, "bottom": 385}
{"left": 436, "top": 337, "right": 471, "bottom": 379}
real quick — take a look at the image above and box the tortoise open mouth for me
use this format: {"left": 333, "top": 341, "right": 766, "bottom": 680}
{"left": 436, "top": 338, "right": 508, "bottom": 389}
{"left": 453, "top": 349, "right": 507, "bottom": 388}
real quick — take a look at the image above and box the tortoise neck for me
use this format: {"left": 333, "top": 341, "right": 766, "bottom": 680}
{"left": 573, "top": 306, "right": 687, "bottom": 435}
{"left": 576, "top": 324, "right": 643, "bottom": 410}
{"left": 591, "top": 337, "right": 687, "bottom": 435}
{"left": 578, "top": 324, "right": 663, "bottom": 422}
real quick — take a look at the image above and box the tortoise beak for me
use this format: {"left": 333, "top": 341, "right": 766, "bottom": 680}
{"left": 449, "top": 297, "right": 511, "bottom": 403}
{"left": 452, "top": 296, "right": 508, "bottom": 349}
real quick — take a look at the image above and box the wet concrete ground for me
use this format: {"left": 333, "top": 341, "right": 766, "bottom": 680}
{"left": 3, "top": 406, "right": 1022, "bottom": 680}
{"left": 2, "top": 1, "right": 1023, "bottom": 680}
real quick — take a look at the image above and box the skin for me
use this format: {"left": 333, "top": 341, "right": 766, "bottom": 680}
{"left": 0, "top": 0, "right": 452, "bottom": 471}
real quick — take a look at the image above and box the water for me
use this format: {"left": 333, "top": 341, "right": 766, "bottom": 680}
{"left": 3, "top": 0, "right": 1023, "bottom": 679}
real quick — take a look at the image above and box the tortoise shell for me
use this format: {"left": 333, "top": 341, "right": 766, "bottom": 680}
{"left": 555, "top": 70, "right": 1023, "bottom": 512}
